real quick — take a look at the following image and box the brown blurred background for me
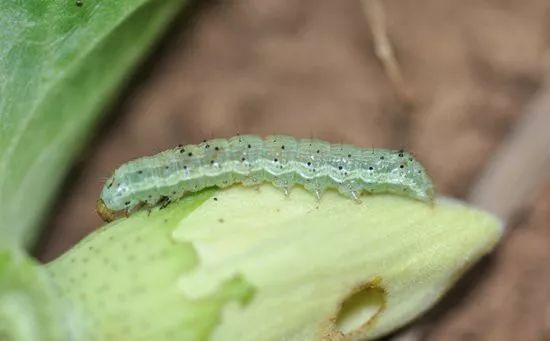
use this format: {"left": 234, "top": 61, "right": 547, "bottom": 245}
{"left": 37, "top": 1, "right": 550, "bottom": 340}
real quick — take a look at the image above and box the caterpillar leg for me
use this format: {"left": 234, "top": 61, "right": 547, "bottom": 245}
{"left": 242, "top": 176, "right": 261, "bottom": 187}
{"left": 313, "top": 190, "right": 322, "bottom": 201}
{"left": 242, "top": 174, "right": 265, "bottom": 193}
{"left": 282, "top": 187, "right": 290, "bottom": 196}
{"left": 338, "top": 181, "right": 363, "bottom": 204}
{"left": 350, "top": 191, "right": 362, "bottom": 203}
{"left": 272, "top": 176, "right": 294, "bottom": 197}
{"left": 304, "top": 181, "right": 326, "bottom": 202}
{"left": 126, "top": 201, "right": 145, "bottom": 217}
{"left": 158, "top": 196, "right": 171, "bottom": 210}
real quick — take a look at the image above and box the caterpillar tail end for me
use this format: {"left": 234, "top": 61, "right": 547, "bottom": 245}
{"left": 426, "top": 186, "right": 436, "bottom": 207}
{"left": 96, "top": 198, "right": 118, "bottom": 222}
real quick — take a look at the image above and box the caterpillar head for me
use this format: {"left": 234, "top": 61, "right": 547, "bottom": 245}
{"left": 96, "top": 198, "right": 118, "bottom": 222}
{"left": 98, "top": 173, "right": 132, "bottom": 221}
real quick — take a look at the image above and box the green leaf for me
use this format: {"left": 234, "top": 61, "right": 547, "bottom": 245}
{"left": 0, "top": 0, "right": 186, "bottom": 248}
{"left": 44, "top": 186, "right": 502, "bottom": 340}
{"left": 0, "top": 249, "right": 75, "bottom": 341}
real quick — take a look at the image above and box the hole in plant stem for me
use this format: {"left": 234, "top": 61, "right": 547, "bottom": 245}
{"left": 334, "top": 280, "right": 386, "bottom": 334}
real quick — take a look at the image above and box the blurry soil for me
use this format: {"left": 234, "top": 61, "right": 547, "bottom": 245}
{"left": 37, "top": 0, "right": 550, "bottom": 340}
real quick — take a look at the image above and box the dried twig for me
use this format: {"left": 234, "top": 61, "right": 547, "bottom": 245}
{"left": 360, "top": 0, "right": 413, "bottom": 107}
{"left": 468, "top": 68, "right": 550, "bottom": 226}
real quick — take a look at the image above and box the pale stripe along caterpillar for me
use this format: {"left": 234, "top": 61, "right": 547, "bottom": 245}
{"left": 97, "top": 135, "right": 434, "bottom": 221}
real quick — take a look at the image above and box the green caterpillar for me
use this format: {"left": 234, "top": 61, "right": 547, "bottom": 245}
{"left": 97, "top": 135, "right": 434, "bottom": 221}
